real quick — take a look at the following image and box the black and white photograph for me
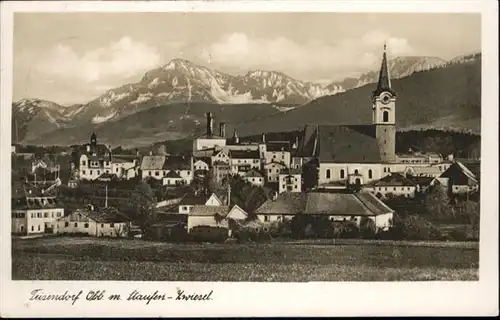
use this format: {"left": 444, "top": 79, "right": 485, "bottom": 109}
{"left": 1, "top": 0, "right": 498, "bottom": 317}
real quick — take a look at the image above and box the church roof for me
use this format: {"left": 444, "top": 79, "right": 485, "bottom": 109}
{"left": 316, "top": 125, "right": 381, "bottom": 163}
{"left": 373, "top": 44, "right": 397, "bottom": 98}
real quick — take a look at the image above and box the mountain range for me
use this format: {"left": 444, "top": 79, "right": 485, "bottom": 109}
{"left": 12, "top": 52, "right": 481, "bottom": 147}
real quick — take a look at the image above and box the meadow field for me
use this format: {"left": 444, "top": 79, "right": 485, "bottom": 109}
{"left": 11, "top": 237, "right": 479, "bottom": 281}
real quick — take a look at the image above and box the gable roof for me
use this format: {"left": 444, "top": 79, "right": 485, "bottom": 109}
{"left": 165, "top": 170, "right": 182, "bottom": 179}
{"left": 162, "top": 155, "right": 191, "bottom": 170}
{"left": 317, "top": 125, "right": 381, "bottom": 163}
{"left": 255, "top": 191, "right": 392, "bottom": 217}
{"left": 178, "top": 194, "right": 209, "bottom": 206}
{"left": 441, "top": 162, "right": 479, "bottom": 184}
{"left": 140, "top": 155, "right": 165, "bottom": 170}
{"left": 189, "top": 205, "right": 229, "bottom": 216}
{"left": 245, "top": 169, "right": 263, "bottom": 178}
{"left": 405, "top": 166, "right": 442, "bottom": 176}
{"left": 12, "top": 196, "right": 63, "bottom": 210}
{"left": 74, "top": 207, "right": 131, "bottom": 223}
{"left": 226, "top": 204, "right": 248, "bottom": 220}
{"left": 372, "top": 173, "right": 417, "bottom": 187}
{"left": 230, "top": 149, "right": 260, "bottom": 159}
{"left": 266, "top": 141, "right": 291, "bottom": 152}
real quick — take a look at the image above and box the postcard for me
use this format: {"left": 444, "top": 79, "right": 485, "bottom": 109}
{"left": 1, "top": 0, "right": 498, "bottom": 317}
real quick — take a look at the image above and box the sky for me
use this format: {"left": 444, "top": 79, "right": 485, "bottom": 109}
{"left": 13, "top": 12, "right": 481, "bottom": 105}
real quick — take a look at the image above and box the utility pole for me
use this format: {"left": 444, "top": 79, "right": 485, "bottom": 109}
{"left": 105, "top": 183, "right": 108, "bottom": 208}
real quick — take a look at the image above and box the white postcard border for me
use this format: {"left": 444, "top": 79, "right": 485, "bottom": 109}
{"left": 1, "top": 1, "right": 498, "bottom": 317}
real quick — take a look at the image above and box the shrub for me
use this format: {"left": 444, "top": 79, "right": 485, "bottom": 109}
{"left": 332, "top": 221, "right": 359, "bottom": 239}
{"left": 189, "top": 226, "right": 228, "bottom": 243}
{"left": 448, "top": 229, "right": 468, "bottom": 241}
{"left": 359, "top": 217, "right": 377, "bottom": 239}
{"left": 386, "top": 213, "right": 443, "bottom": 240}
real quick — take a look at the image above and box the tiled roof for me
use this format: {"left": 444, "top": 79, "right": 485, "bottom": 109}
{"left": 178, "top": 194, "right": 209, "bottom": 206}
{"left": 266, "top": 141, "right": 291, "bottom": 152}
{"left": 255, "top": 191, "right": 392, "bottom": 216}
{"left": 255, "top": 193, "right": 307, "bottom": 215}
{"left": 112, "top": 155, "right": 138, "bottom": 163}
{"left": 189, "top": 205, "right": 229, "bottom": 216}
{"left": 12, "top": 196, "right": 63, "bottom": 210}
{"left": 317, "top": 125, "right": 381, "bottom": 163}
{"left": 407, "top": 166, "right": 442, "bottom": 175}
{"left": 372, "top": 173, "right": 417, "bottom": 187}
{"left": 230, "top": 150, "right": 260, "bottom": 159}
{"left": 77, "top": 207, "right": 131, "bottom": 223}
{"left": 245, "top": 169, "right": 263, "bottom": 178}
{"left": 407, "top": 176, "right": 435, "bottom": 186}
{"left": 165, "top": 170, "right": 182, "bottom": 179}
{"left": 140, "top": 155, "right": 166, "bottom": 170}
{"left": 162, "top": 155, "right": 191, "bottom": 170}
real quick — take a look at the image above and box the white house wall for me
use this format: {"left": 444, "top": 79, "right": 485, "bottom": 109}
{"left": 319, "top": 163, "right": 383, "bottom": 185}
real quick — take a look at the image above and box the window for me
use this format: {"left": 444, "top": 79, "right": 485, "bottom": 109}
{"left": 383, "top": 167, "right": 386, "bottom": 173}
{"left": 383, "top": 111, "right": 389, "bottom": 122}
{"left": 326, "top": 169, "right": 331, "bottom": 179}
{"left": 354, "top": 169, "right": 359, "bottom": 174}
{"left": 116, "top": 168, "right": 119, "bottom": 172}
{"left": 106, "top": 170, "right": 109, "bottom": 173}
{"left": 339, "top": 169, "right": 345, "bottom": 179}
{"left": 44, "top": 212, "right": 48, "bottom": 218}
{"left": 90, "top": 170, "right": 93, "bottom": 175}
{"left": 84, "top": 223, "right": 89, "bottom": 228}
{"left": 295, "top": 185, "right": 298, "bottom": 189}
{"left": 110, "top": 223, "right": 114, "bottom": 228}
{"left": 368, "top": 169, "right": 373, "bottom": 179}
{"left": 385, "top": 187, "right": 388, "bottom": 191}
{"left": 38, "top": 225, "right": 41, "bottom": 231}
{"left": 393, "top": 187, "right": 396, "bottom": 191}
{"left": 268, "top": 169, "right": 272, "bottom": 173}
{"left": 57, "top": 212, "right": 61, "bottom": 217}
{"left": 155, "top": 171, "right": 159, "bottom": 176}
{"left": 81, "top": 160, "right": 86, "bottom": 166}
{"left": 82, "top": 170, "right": 86, "bottom": 175}
{"left": 97, "top": 170, "right": 100, "bottom": 175}
{"left": 264, "top": 216, "right": 270, "bottom": 222}
{"left": 65, "top": 222, "right": 69, "bottom": 227}
{"left": 187, "top": 171, "right": 191, "bottom": 175}
{"left": 74, "top": 222, "right": 78, "bottom": 227}
{"left": 31, "top": 226, "right": 34, "bottom": 231}
{"left": 37, "top": 212, "right": 42, "bottom": 218}
{"left": 31, "top": 213, "right": 34, "bottom": 218}
{"left": 388, "top": 167, "right": 391, "bottom": 172}
{"left": 101, "top": 224, "right": 104, "bottom": 228}
{"left": 51, "top": 212, "right": 54, "bottom": 218}
{"left": 252, "top": 178, "right": 255, "bottom": 182}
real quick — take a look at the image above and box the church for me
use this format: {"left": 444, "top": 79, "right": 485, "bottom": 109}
{"left": 297, "top": 45, "right": 451, "bottom": 190}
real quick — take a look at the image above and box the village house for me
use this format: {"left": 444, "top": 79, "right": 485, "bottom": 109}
{"left": 187, "top": 204, "right": 248, "bottom": 234}
{"left": 212, "top": 161, "right": 232, "bottom": 184}
{"left": 244, "top": 169, "right": 265, "bottom": 186}
{"left": 278, "top": 168, "right": 302, "bottom": 194}
{"left": 230, "top": 149, "right": 261, "bottom": 175}
{"left": 11, "top": 192, "right": 64, "bottom": 235}
{"left": 140, "top": 155, "right": 193, "bottom": 184}
{"left": 194, "top": 158, "right": 210, "bottom": 171}
{"left": 211, "top": 148, "right": 231, "bottom": 167}
{"left": 438, "top": 161, "right": 480, "bottom": 195}
{"left": 54, "top": 206, "right": 131, "bottom": 237}
{"left": 264, "top": 161, "right": 287, "bottom": 183}
{"left": 177, "top": 193, "right": 223, "bottom": 214}
{"left": 163, "top": 170, "right": 184, "bottom": 186}
{"left": 263, "top": 141, "right": 292, "bottom": 168}
{"left": 111, "top": 155, "right": 139, "bottom": 179}
{"left": 75, "top": 132, "right": 113, "bottom": 181}
{"left": 187, "top": 205, "right": 230, "bottom": 232}
{"left": 255, "top": 190, "right": 394, "bottom": 231}
{"left": 364, "top": 173, "right": 417, "bottom": 199}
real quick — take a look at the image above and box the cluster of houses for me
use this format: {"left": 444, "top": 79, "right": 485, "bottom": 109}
{"left": 11, "top": 45, "right": 481, "bottom": 238}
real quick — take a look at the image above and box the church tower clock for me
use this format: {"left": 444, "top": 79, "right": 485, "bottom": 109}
{"left": 373, "top": 44, "right": 397, "bottom": 163}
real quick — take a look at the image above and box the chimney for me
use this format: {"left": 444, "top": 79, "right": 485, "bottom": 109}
{"left": 88, "top": 204, "right": 94, "bottom": 211}
{"left": 293, "top": 136, "right": 299, "bottom": 149}
{"left": 233, "top": 130, "right": 239, "bottom": 144}
{"left": 149, "top": 150, "right": 153, "bottom": 156}
{"left": 86, "top": 145, "right": 91, "bottom": 152}
{"left": 135, "top": 149, "right": 139, "bottom": 156}
{"left": 219, "top": 122, "right": 226, "bottom": 138}
{"left": 272, "top": 191, "right": 278, "bottom": 201}
{"left": 206, "top": 112, "right": 214, "bottom": 135}
{"left": 262, "top": 133, "right": 266, "bottom": 143}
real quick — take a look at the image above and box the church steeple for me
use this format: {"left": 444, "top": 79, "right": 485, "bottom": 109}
{"left": 373, "top": 43, "right": 396, "bottom": 98}
{"left": 90, "top": 132, "right": 97, "bottom": 146}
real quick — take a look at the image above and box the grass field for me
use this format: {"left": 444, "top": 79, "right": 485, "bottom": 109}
{"left": 12, "top": 237, "right": 479, "bottom": 281}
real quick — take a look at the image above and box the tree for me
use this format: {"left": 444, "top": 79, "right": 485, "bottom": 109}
{"left": 425, "top": 185, "right": 453, "bottom": 222}
{"left": 130, "top": 181, "right": 155, "bottom": 233}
